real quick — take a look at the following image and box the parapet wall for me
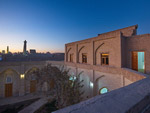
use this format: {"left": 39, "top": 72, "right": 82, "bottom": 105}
{"left": 0, "top": 61, "right": 64, "bottom": 74}
{"left": 65, "top": 62, "right": 146, "bottom": 98}
{"left": 53, "top": 78, "right": 150, "bottom": 113}
{"left": 65, "top": 62, "right": 146, "bottom": 82}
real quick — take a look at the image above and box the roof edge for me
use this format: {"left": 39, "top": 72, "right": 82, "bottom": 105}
{"left": 98, "top": 24, "right": 138, "bottom": 36}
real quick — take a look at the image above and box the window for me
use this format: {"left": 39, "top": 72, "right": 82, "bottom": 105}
{"left": 6, "top": 76, "right": 12, "bottom": 83}
{"left": 99, "top": 87, "right": 108, "bottom": 94}
{"left": 101, "top": 54, "right": 109, "bottom": 65}
{"left": 70, "top": 54, "right": 74, "bottom": 62}
{"left": 82, "top": 53, "right": 87, "bottom": 63}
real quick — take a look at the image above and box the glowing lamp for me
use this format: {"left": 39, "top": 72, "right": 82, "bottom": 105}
{"left": 20, "top": 74, "right": 25, "bottom": 79}
{"left": 90, "top": 82, "right": 94, "bottom": 88}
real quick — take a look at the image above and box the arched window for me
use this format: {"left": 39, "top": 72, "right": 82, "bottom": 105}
{"left": 99, "top": 87, "right": 108, "bottom": 94}
{"left": 6, "top": 76, "right": 12, "bottom": 83}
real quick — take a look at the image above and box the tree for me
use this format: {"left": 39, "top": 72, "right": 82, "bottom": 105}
{"left": 33, "top": 64, "right": 84, "bottom": 109}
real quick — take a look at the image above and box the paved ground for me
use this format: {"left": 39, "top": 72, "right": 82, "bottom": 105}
{"left": 18, "top": 96, "right": 52, "bottom": 113}
{"left": 0, "top": 98, "right": 40, "bottom": 113}
{"left": 0, "top": 93, "right": 53, "bottom": 113}
{"left": 0, "top": 93, "right": 44, "bottom": 106}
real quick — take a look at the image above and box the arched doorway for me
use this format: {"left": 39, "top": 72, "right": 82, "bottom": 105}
{"left": 5, "top": 76, "right": 13, "bottom": 97}
{"left": 49, "top": 79, "right": 55, "bottom": 89}
{"left": 0, "top": 69, "right": 20, "bottom": 98}
{"left": 25, "top": 67, "right": 39, "bottom": 94}
{"left": 30, "top": 81, "right": 36, "bottom": 93}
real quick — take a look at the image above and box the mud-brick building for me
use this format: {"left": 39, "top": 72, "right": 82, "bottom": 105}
{"left": 65, "top": 25, "right": 149, "bottom": 97}
{"left": 54, "top": 25, "right": 150, "bottom": 113}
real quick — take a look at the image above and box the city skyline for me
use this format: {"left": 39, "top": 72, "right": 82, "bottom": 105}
{"left": 0, "top": 40, "right": 61, "bottom": 53}
{"left": 0, "top": 0, "right": 150, "bottom": 53}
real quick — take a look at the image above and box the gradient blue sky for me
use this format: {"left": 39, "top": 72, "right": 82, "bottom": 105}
{"left": 0, "top": 0, "right": 150, "bottom": 53}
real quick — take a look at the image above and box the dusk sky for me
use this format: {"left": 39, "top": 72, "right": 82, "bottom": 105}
{"left": 0, "top": 0, "right": 150, "bottom": 53}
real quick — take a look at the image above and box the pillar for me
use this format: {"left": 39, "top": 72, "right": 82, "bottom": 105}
{"left": 75, "top": 44, "right": 78, "bottom": 63}
{"left": 19, "top": 64, "right": 25, "bottom": 96}
{"left": 65, "top": 44, "right": 67, "bottom": 62}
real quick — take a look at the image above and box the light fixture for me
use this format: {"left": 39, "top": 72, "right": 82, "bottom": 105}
{"left": 20, "top": 74, "right": 25, "bottom": 79}
{"left": 90, "top": 81, "right": 94, "bottom": 88}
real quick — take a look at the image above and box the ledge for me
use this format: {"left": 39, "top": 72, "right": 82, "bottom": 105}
{"left": 53, "top": 78, "right": 150, "bottom": 113}
{"left": 65, "top": 62, "right": 146, "bottom": 82}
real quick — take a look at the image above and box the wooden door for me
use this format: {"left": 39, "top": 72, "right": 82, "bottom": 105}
{"left": 132, "top": 52, "right": 138, "bottom": 71}
{"left": 50, "top": 79, "right": 54, "bottom": 89}
{"left": 5, "top": 83, "right": 12, "bottom": 97}
{"left": 30, "top": 80, "right": 36, "bottom": 93}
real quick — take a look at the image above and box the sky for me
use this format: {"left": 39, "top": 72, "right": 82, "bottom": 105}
{"left": 0, "top": 0, "right": 150, "bottom": 53}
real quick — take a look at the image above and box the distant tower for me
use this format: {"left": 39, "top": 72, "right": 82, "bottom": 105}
{"left": 7, "top": 46, "right": 9, "bottom": 54}
{"left": 23, "top": 40, "right": 27, "bottom": 55}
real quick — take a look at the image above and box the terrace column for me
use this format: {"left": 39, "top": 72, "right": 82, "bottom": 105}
{"left": 92, "top": 70, "right": 97, "bottom": 96}
{"left": 92, "top": 41, "right": 94, "bottom": 65}
{"left": 65, "top": 45, "right": 67, "bottom": 62}
{"left": 89, "top": 40, "right": 94, "bottom": 65}
{"left": 19, "top": 64, "right": 25, "bottom": 96}
{"left": 75, "top": 44, "right": 78, "bottom": 63}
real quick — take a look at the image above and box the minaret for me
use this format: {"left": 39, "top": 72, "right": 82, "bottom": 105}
{"left": 23, "top": 40, "right": 27, "bottom": 55}
{"left": 7, "top": 46, "right": 9, "bottom": 54}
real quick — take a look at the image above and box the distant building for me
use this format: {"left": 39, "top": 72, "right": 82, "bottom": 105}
{"left": 2, "top": 50, "right": 5, "bottom": 54}
{"left": 23, "top": 40, "right": 27, "bottom": 55}
{"left": 30, "top": 49, "right": 36, "bottom": 54}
